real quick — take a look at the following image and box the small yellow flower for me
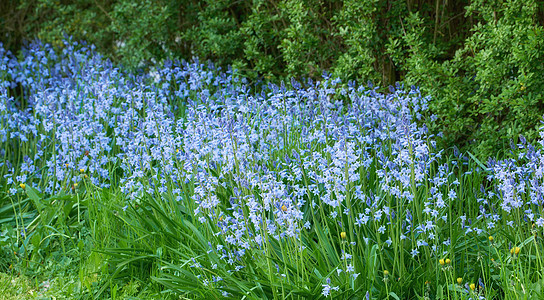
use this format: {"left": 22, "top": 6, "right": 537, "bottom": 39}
{"left": 457, "top": 277, "right": 463, "bottom": 284}
{"left": 510, "top": 247, "right": 521, "bottom": 255}
{"left": 73, "top": 183, "right": 78, "bottom": 187}
{"left": 176, "top": 149, "right": 179, "bottom": 153}
{"left": 445, "top": 258, "right": 451, "bottom": 264}
{"left": 340, "top": 232, "right": 347, "bottom": 239}
{"left": 19, "top": 183, "right": 26, "bottom": 189}
{"left": 470, "top": 283, "right": 476, "bottom": 291}
{"left": 80, "top": 168, "right": 85, "bottom": 173}
{"left": 439, "top": 259, "right": 445, "bottom": 266}
{"left": 383, "top": 270, "right": 389, "bottom": 276}
{"left": 65, "top": 163, "right": 69, "bottom": 167}
{"left": 281, "top": 205, "right": 287, "bottom": 212}
{"left": 488, "top": 236, "right": 494, "bottom": 242}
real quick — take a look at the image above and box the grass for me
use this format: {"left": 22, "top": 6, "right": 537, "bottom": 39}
{"left": 1, "top": 40, "right": 544, "bottom": 299}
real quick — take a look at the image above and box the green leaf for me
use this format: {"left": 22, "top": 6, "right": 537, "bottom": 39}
{"left": 389, "top": 292, "right": 401, "bottom": 300}
{"left": 25, "top": 186, "right": 44, "bottom": 212}
{"left": 437, "top": 284, "right": 443, "bottom": 299}
{"left": 467, "top": 151, "right": 490, "bottom": 172}
{"left": 30, "top": 231, "right": 41, "bottom": 249}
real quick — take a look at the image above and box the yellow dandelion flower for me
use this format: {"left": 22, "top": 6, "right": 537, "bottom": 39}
{"left": 19, "top": 183, "right": 26, "bottom": 189}
{"left": 510, "top": 246, "right": 521, "bottom": 255}
{"left": 340, "top": 232, "right": 347, "bottom": 239}
{"left": 457, "top": 277, "right": 462, "bottom": 284}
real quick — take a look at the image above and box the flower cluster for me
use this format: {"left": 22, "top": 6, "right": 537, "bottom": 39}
{"left": 2, "top": 40, "right": 543, "bottom": 298}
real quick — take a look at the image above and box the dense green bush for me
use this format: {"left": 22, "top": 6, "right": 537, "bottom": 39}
{"left": 395, "top": 0, "right": 544, "bottom": 156}
{"left": 1, "top": 0, "right": 543, "bottom": 157}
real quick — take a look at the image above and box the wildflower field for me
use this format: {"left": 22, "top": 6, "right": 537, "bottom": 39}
{"left": 1, "top": 41, "right": 544, "bottom": 299}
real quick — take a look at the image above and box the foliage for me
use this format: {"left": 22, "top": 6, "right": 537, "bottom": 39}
{"left": 2, "top": 0, "right": 544, "bottom": 155}
{"left": 395, "top": 0, "right": 544, "bottom": 157}
{"left": 2, "top": 40, "right": 544, "bottom": 299}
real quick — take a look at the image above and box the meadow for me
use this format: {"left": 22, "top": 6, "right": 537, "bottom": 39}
{"left": 1, "top": 40, "right": 543, "bottom": 299}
